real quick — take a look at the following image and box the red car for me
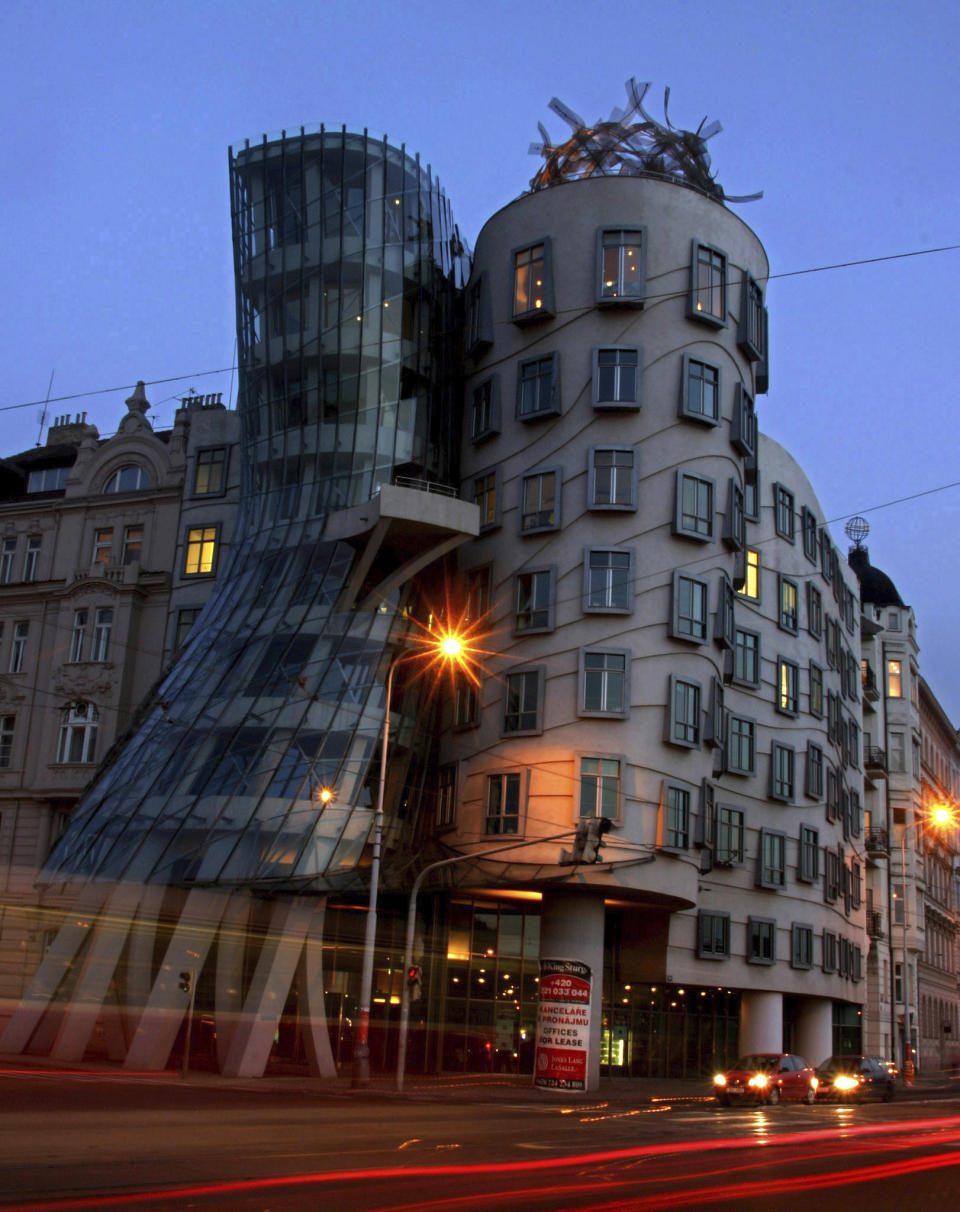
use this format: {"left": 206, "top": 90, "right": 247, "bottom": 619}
{"left": 714, "top": 1053, "right": 818, "bottom": 1105}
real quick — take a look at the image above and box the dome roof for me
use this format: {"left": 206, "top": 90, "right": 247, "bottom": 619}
{"left": 848, "top": 546, "right": 905, "bottom": 608}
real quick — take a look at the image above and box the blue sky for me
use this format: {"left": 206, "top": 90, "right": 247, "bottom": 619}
{"left": 3, "top": 0, "right": 959, "bottom": 717}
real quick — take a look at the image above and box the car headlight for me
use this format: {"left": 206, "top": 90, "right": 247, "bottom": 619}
{"left": 834, "top": 1075, "right": 860, "bottom": 1091}
{"left": 810, "top": 1077, "right": 818, "bottom": 1090}
{"left": 748, "top": 1073, "right": 769, "bottom": 1089}
{"left": 713, "top": 1073, "right": 727, "bottom": 1087}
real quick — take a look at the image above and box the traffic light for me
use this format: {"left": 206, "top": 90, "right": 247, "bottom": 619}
{"left": 581, "top": 817, "right": 611, "bottom": 862}
{"left": 178, "top": 971, "right": 192, "bottom": 994}
{"left": 407, "top": 965, "right": 422, "bottom": 1000}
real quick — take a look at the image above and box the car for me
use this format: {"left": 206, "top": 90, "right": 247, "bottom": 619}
{"left": 815, "top": 1055, "right": 896, "bottom": 1102}
{"left": 714, "top": 1053, "right": 818, "bottom": 1106}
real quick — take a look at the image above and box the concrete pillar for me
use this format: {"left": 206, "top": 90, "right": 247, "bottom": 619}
{"left": 740, "top": 990, "right": 783, "bottom": 1054}
{"left": 122, "top": 884, "right": 166, "bottom": 1041}
{"left": 539, "top": 890, "right": 606, "bottom": 1092}
{"left": 794, "top": 997, "right": 833, "bottom": 1068}
{"left": 214, "top": 892, "right": 251, "bottom": 1072}
{"left": 300, "top": 897, "right": 338, "bottom": 1078}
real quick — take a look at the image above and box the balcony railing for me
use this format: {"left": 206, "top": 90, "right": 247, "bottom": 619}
{"left": 867, "top": 911, "right": 884, "bottom": 938}
{"left": 863, "top": 746, "right": 887, "bottom": 774}
{"left": 865, "top": 827, "right": 889, "bottom": 857}
{"left": 862, "top": 664, "right": 880, "bottom": 702}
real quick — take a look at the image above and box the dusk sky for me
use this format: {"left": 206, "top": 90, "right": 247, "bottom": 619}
{"left": 3, "top": 0, "right": 959, "bottom": 717}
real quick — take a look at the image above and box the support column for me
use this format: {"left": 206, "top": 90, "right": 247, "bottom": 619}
{"left": 214, "top": 891, "right": 251, "bottom": 1072}
{"left": 300, "top": 896, "right": 338, "bottom": 1078}
{"left": 740, "top": 991, "right": 783, "bottom": 1054}
{"left": 122, "top": 884, "right": 166, "bottom": 1042}
{"left": 539, "top": 890, "right": 606, "bottom": 1093}
{"left": 794, "top": 997, "right": 833, "bottom": 1068}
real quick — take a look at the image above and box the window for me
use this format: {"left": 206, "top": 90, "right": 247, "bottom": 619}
{"left": 675, "top": 472, "right": 714, "bottom": 540}
{"left": 175, "top": 607, "right": 201, "bottom": 649}
{"left": 122, "top": 525, "right": 143, "bottom": 565}
{"left": 593, "top": 347, "right": 640, "bottom": 407}
{"left": 580, "top": 756, "right": 621, "bottom": 820}
{"left": 470, "top": 377, "right": 499, "bottom": 441}
{"left": 589, "top": 447, "right": 635, "bottom": 509}
{"left": 57, "top": 701, "right": 99, "bottom": 764}
{"left": 22, "top": 536, "right": 41, "bottom": 582}
{"left": 887, "top": 659, "right": 902, "bottom": 697}
{"left": 727, "top": 716, "right": 756, "bottom": 775}
{"left": 826, "top": 764, "right": 839, "bottom": 822}
{"left": 672, "top": 572, "right": 709, "bottom": 642}
{"left": 465, "top": 274, "right": 492, "bottom": 353}
{"left": 737, "top": 549, "right": 760, "bottom": 600}
{"left": 26, "top": 466, "right": 69, "bottom": 493}
{"left": 680, "top": 356, "right": 720, "bottom": 423}
{"left": 888, "top": 610, "right": 901, "bottom": 631}
{"left": 825, "top": 849, "right": 842, "bottom": 903}
{"left": 744, "top": 468, "right": 760, "bottom": 521}
{"left": 0, "top": 537, "right": 16, "bottom": 583}
{"left": 792, "top": 924, "right": 814, "bottom": 970}
{"left": 520, "top": 469, "right": 559, "bottom": 532}
{"left": 0, "top": 715, "right": 14, "bottom": 767}
{"left": 662, "top": 782, "right": 691, "bottom": 849}
{"left": 731, "top": 384, "right": 756, "bottom": 456}
{"left": 512, "top": 240, "right": 554, "bottom": 322}
{"left": 778, "top": 576, "right": 798, "bottom": 633}
{"left": 806, "top": 744, "right": 824, "bottom": 799}
{"left": 584, "top": 548, "right": 632, "bottom": 613}
{"left": 822, "top": 931, "right": 838, "bottom": 973}
{"left": 454, "top": 672, "right": 479, "bottom": 729}
{"left": 799, "top": 825, "right": 820, "bottom": 883}
{"left": 774, "top": 483, "right": 795, "bottom": 542}
{"left": 688, "top": 240, "right": 727, "bottom": 324}
{"left": 706, "top": 677, "right": 725, "bottom": 747}
{"left": 760, "top": 829, "right": 786, "bottom": 888}
{"left": 802, "top": 507, "right": 818, "bottom": 563}
{"left": 597, "top": 227, "right": 645, "bottom": 303}
{"left": 436, "top": 764, "right": 457, "bottom": 828}
{"left": 503, "top": 668, "right": 543, "bottom": 735}
{"left": 93, "top": 528, "right": 113, "bottom": 565}
{"left": 515, "top": 568, "right": 554, "bottom": 633}
{"left": 194, "top": 448, "right": 228, "bottom": 495}
{"left": 473, "top": 470, "right": 499, "bottom": 532}
{"left": 69, "top": 609, "right": 88, "bottom": 662}
{"left": 808, "top": 583, "right": 823, "bottom": 638}
{"left": 723, "top": 481, "right": 744, "bottom": 550}
{"left": 698, "top": 911, "right": 731, "bottom": 959}
{"left": 738, "top": 273, "right": 765, "bottom": 361}
{"left": 581, "top": 649, "right": 628, "bottom": 716}
{"left": 92, "top": 608, "right": 113, "bottom": 661}
{"left": 668, "top": 676, "right": 701, "bottom": 748}
{"left": 184, "top": 526, "right": 218, "bottom": 576}
{"left": 9, "top": 621, "right": 28, "bottom": 673}
{"left": 516, "top": 353, "right": 559, "bottom": 419}
{"left": 771, "top": 742, "right": 795, "bottom": 801}
{"left": 104, "top": 464, "right": 150, "bottom": 493}
{"left": 485, "top": 772, "right": 521, "bottom": 835}
{"left": 850, "top": 860, "right": 862, "bottom": 909}
{"left": 717, "top": 805, "right": 744, "bottom": 864}
{"left": 733, "top": 628, "right": 760, "bottom": 686}
{"left": 888, "top": 732, "right": 905, "bottom": 773}
{"left": 748, "top": 917, "right": 776, "bottom": 964}
{"left": 715, "top": 575, "right": 735, "bottom": 650}
{"left": 777, "top": 658, "right": 799, "bottom": 715}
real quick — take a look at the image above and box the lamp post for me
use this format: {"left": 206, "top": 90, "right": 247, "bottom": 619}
{"left": 351, "top": 628, "right": 472, "bottom": 1088}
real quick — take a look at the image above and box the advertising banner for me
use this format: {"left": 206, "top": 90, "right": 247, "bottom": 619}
{"left": 533, "top": 958, "right": 591, "bottom": 1090}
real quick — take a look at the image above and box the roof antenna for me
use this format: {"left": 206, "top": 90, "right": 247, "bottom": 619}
{"left": 36, "top": 370, "right": 54, "bottom": 447}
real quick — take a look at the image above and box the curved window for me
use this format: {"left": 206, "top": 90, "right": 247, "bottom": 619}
{"left": 57, "top": 701, "right": 99, "bottom": 764}
{"left": 103, "top": 465, "right": 150, "bottom": 493}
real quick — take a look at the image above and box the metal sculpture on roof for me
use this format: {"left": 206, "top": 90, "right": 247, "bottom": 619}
{"left": 529, "top": 78, "right": 762, "bottom": 204}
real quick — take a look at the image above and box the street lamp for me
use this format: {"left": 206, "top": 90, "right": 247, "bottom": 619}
{"left": 351, "top": 626, "right": 473, "bottom": 1087}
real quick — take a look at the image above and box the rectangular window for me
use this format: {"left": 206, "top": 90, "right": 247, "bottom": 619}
{"left": 584, "top": 548, "right": 632, "bottom": 612}
{"left": 122, "top": 525, "right": 143, "bottom": 565}
{"left": 470, "top": 377, "right": 499, "bottom": 441}
{"left": 748, "top": 917, "right": 776, "bottom": 964}
{"left": 515, "top": 568, "right": 554, "bottom": 633}
{"left": 888, "top": 732, "right": 905, "bottom": 772}
{"left": 503, "top": 668, "right": 542, "bottom": 735}
{"left": 681, "top": 356, "right": 720, "bottom": 423}
{"left": 808, "top": 584, "right": 823, "bottom": 638}
{"left": 175, "top": 607, "right": 201, "bottom": 650}
{"left": 723, "top": 480, "right": 744, "bottom": 550}
{"left": 517, "top": 353, "right": 559, "bottom": 418}
{"left": 93, "top": 528, "right": 113, "bottom": 565}
{"left": 731, "top": 384, "right": 757, "bottom": 457}
{"left": 590, "top": 447, "right": 635, "bottom": 508}
{"left": 581, "top": 649, "right": 628, "bottom": 716}
{"left": 0, "top": 537, "right": 16, "bottom": 583}
{"left": 454, "top": 672, "right": 479, "bottom": 729}
{"left": 717, "top": 805, "right": 744, "bottom": 864}
{"left": 675, "top": 472, "right": 714, "bottom": 539}
{"left": 436, "top": 764, "right": 457, "bottom": 828}
{"left": 22, "top": 536, "right": 41, "bottom": 582}
{"left": 485, "top": 772, "right": 521, "bottom": 835}
{"left": 598, "top": 227, "right": 645, "bottom": 303}
{"left": 792, "top": 924, "right": 814, "bottom": 970}
{"left": 744, "top": 472, "right": 759, "bottom": 522}
{"left": 771, "top": 742, "right": 795, "bottom": 801}
{"left": 802, "top": 506, "right": 818, "bottom": 563}
{"left": 513, "top": 240, "right": 553, "bottom": 321}
{"left": 698, "top": 911, "right": 731, "bottom": 958}
{"left": 779, "top": 576, "right": 798, "bottom": 633}
{"left": 822, "top": 931, "right": 838, "bottom": 973}
{"left": 737, "top": 549, "right": 760, "bottom": 600}
{"left": 774, "top": 483, "right": 795, "bottom": 542}
{"left": 0, "top": 714, "right": 14, "bottom": 767}
{"left": 520, "top": 469, "right": 559, "bottom": 532}
{"left": 778, "top": 658, "right": 799, "bottom": 715}
{"left": 69, "top": 609, "right": 88, "bottom": 663}
{"left": 184, "top": 526, "right": 218, "bottom": 576}
{"left": 733, "top": 628, "right": 760, "bottom": 686}
{"left": 668, "top": 676, "right": 701, "bottom": 748}
{"left": 593, "top": 347, "right": 640, "bottom": 407}
{"left": 194, "top": 447, "right": 227, "bottom": 495}
{"left": 580, "top": 756, "right": 621, "bottom": 820}
{"left": 887, "top": 659, "right": 902, "bottom": 697}
{"left": 465, "top": 274, "right": 492, "bottom": 354}
{"left": 92, "top": 608, "right": 113, "bottom": 661}
{"left": 825, "top": 849, "right": 841, "bottom": 903}
{"left": 738, "top": 273, "right": 765, "bottom": 360}
{"left": 806, "top": 744, "right": 824, "bottom": 799}
{"left": 727, "top": 716, "right": 756, "bottom": 775}
{"left": 672, "top": 572, "right": 709, "bottom": 642}
{"left": 799, "top": 825, "right": 820, "bottom": 882}
{"left": 663, "top": 782, "right": 691, "bottom": 849}
{"left": 689, "top": 241, "right": 727, "bottom": 324}
{"left": 9, "top": 621, "right": 28, "bottom": 674}
{"left": 474, "top": 471, "right": 499, "bottom": 531}
{"left": 760, "top": 830, "right": 786, "bottom": 887}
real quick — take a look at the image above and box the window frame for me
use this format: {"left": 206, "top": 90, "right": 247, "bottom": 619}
{"left": 731, "top": 383, "right": 757, "bottom": 457}
{"left": 69, "top": 609, "right": 88, "bottom": 663}
{"left": 726, "top": 714, "right": 757, "bottom": 776}
{"left": 9, "top": 621, "right": 28, "bottom": 674}
{"left": 511, "top": 238, "right": 555, "bottom": 324}
{"left": 103, "top": 464, "right": 150, "bottom": 494}
{"left": 183, "top": 523, "right": 220, "bottom": 577}
{"left": 516, "top": 351, "right": 561, "bottom": 420}
{"left": 736, "top": 548, "right": 760, "bottom": 602}
{"left": 778, "top": 575, "right": 799, "bottom": 634}
{"left": 671, "top": 571, "right": 709, "bottom": 643}
{"left": 771, "top": 742, "right": 796, "bottom": 802}
{"left": 122, "top": 524, "right": 143, "bottom": 565}
{"left": 436, "top": 763, "right": 458, "bottom": 829}
{"left": 732, "top": 627, "right": 760, "bottom": 688}
{"left": 583, "top": 546, "right": 633, "bottom": 614}
{"left": 759, "top": 828, "right": 787, "bottom": 889}
{"left": 805, "top": 743, "right": 824, "bottom": 800}
{"left": 596, "top": 226, "right": 647, "bottom": 305}
{"left": 791, "top": 923, "right": 814, "bottom": 970}
{"left": 799, "top": 824, "right": 820, "bottom": 883}
{"left": 579, "top": 648, "right": 630, "bottom": 719}
{"left": 484, "top": 770, "right": 523, "bottom": 835}
{"left": 738, "top": 272, "right": 765, "bottom": 362}
{"left": 469, "top": 374, "right": 501, "bottom": 443}
{"left": 674, "top": 470, "right": 715, "bottom": 541}
{"left": 801, "top": 506, "right": 818, "bottom": 563}
{"left": 667, "top": 675, "right": 702, "bottom": 749}
{"left": 661, "top": 779, "right": 693, "bottom": 850}
{"left": 807, "top": 582, "right": 823, "bottom": 638}
{"left": 579, "top": 754, "right": 623, "bottom": 821}
{"left": 465, "top": 271, "right": 494, "bottom": 354}
{"left": 717, "top": 804, "right": 745, "bottom": 865}
{"left": 56, "top": 700, "right": 99, "bottom": 764}
{"left": 773, "top": 482, "right": 795, "bottom": 543}
{"left": 698, "top": 911, "right": 731, "bottom": 959}
{"left": 688, "top": 239, "right": 727, "bottom": 326}
{"left": 502, "top": 666, "right": 545, "bottom": 737}
{"left": 747, "top": 917, "right": 776, "bottom": 965}
{"left": 777, "top": 656, "right": 800, "bottom": 716}
{"left": 193, "top": 446, "right": 229, "bottom": 497}
{"left": 0, "top": 713, "right": 14, "bottom": 768}
{"left": 514, "top": 566, "right": 556, "bottom": 635}
{"left": 473, "top": 468, "right": 501, "bottom": 533}
{"left": 92, "top": 607, "right": 113, "bottom": 662}
{"left": 520, "top": 466, "right": 561, "bottom": 534}
{"left": 588, "top": 445, "right": 637, "bottom": 511}
{"left": 592, "top": 345, "right": 642, "bottom": 409}
{"left": 679, "top": 354, "right": 721, "bottom": 425}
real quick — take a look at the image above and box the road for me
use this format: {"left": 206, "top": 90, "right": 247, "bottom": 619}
{"left": 1, "top": 1070, "right": 959, "bottom": 1210}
